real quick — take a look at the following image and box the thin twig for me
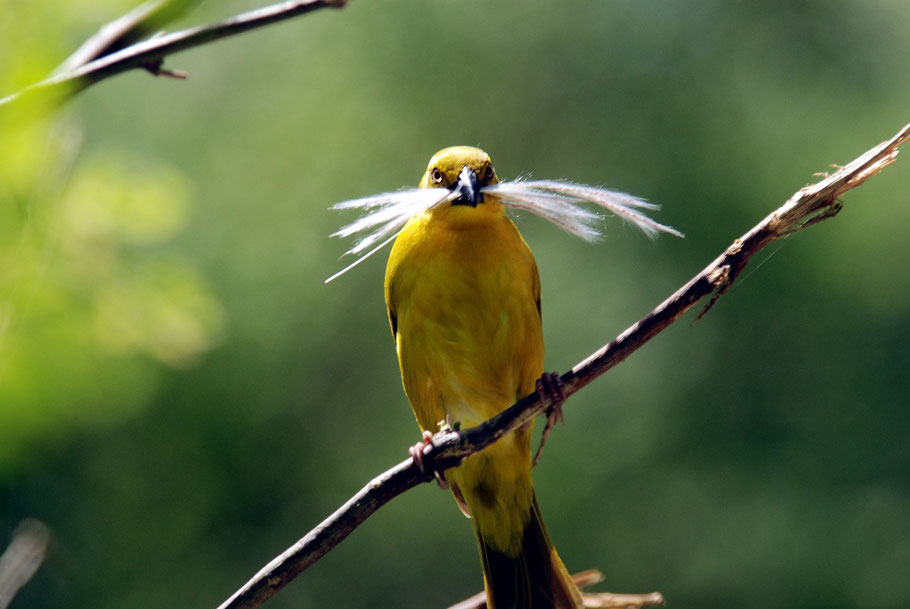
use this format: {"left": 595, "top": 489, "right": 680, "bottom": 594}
{"left": 448, "top": 570, "right": 664, "bottom": 609}
{"left": 0, "top": 0, "right": 347, "bottom": 112}
{"left": 217, "top": 121, "right": 910, "bottom": 609}
{"left": 0, "top": 520, "right": 51, "bottom": 609}
{"left": 53, "top": 0, "right": 200, "bottom": 75}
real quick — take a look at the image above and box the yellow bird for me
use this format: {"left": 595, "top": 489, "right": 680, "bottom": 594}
{"left": 330, "top": 146, "right": 680, "bottom": 609}
{"left": 385, "top": 147, "right": 579, "bottom": 608}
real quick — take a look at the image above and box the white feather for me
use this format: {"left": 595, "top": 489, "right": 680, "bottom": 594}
{"left": 327, "top": 178, "right": 682, "bottom": 282}
{"left": 486, "top": 180, "right": 684, "bottom": 239}
{"left": 326, "top": 188, "right": 453, "bottom": 283}
{"left": 482, "top": 182, "right": 603, "bottom": 241}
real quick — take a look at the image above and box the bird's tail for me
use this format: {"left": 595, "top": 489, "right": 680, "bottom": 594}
{"left": 475, "top": 493, "right": 583, "bottom": 609}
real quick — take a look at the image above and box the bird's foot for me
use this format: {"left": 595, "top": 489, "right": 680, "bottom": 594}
{"left": 538, "top": 371, "right": 566, "bottom": 425}
{"left": 409, "top": 430, "right": 449, "bottom": 489}
{"left": 532, "top": 372, "right": 567, "bottom": 467}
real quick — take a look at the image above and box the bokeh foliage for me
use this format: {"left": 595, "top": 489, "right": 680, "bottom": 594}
{"left": 2, "top": 1, "right": 908, "bottom": 609}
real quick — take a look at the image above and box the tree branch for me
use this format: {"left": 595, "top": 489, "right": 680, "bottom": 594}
{"left": 217, "top": 120, "right": 910, "bottom": 609}
{"left": 53, "top": 0, "right": 200, "bottom": 76}
{"left": 0, "top": 0, "right": 347, "bottom": 112}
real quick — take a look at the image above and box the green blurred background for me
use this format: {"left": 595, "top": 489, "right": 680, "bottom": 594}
{"left": 2, "top": 1, "right": 909, "bottom": 608}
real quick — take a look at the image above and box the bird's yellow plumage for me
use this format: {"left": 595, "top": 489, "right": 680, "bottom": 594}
{"left": 385, "top": 147, "right": 582, "bottom": 608}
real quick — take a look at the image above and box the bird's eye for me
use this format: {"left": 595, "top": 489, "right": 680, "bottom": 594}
{"left": 431, "top": 168, "right": 444, "bottom": 184}
{"left": 484, "top": 165, "right": 494, "bottom": 180}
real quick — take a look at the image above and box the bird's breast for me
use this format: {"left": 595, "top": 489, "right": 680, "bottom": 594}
{"left": 386, "top": 209, "right": 544, "bottom": 429}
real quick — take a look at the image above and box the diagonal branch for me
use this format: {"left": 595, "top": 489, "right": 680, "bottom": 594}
{"left": 0, "top": 0, "right": 347, "bottom": 112}
{"left": 218, "top": 121, "right": 910, "bottom": 609}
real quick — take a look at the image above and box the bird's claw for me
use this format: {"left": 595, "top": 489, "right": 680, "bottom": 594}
{"left": 409, "top": 430, "right": 449, "bottom": 489}
{"left": 408, "top": 430, "right": 434, "bottom": 471}
{"left": 537, "top": 371, "right": 566, "bottom": 425}
{"left": 532, "top": 372, "right": 567, "bottom": 467}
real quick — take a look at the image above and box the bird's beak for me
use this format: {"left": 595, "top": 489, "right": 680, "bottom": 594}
{"left": 452, "top": 166, "right": 483, "bottom": 207}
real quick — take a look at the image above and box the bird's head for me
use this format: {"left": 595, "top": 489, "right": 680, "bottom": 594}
{"left": 419, "top": 146, "right": 500, "bottom": 208}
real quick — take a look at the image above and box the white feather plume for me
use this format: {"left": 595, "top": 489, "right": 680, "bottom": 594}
{"left": 325, "top": 188, "right": 454, "bottom": 283}
{"left": 487, "top": 180, "right": 683, "bottom": 240}
{"left": 327, "top": 179, "right": 682, "bottom": 282}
